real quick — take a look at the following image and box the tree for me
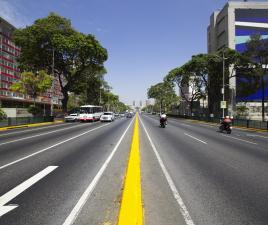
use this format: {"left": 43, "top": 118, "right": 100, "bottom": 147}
{"left": 166, "top": 49, "right": 246, "bottom": 116}
{"left": 0, "top": 108, "right": 7, "bottom": 120}
{"left": 148, "top": 82, "right": 178, "bottom": 113}
{"left": 236, "top": 105, "right": 249, "bottom": 118}
{"left": 10, "top": 70, "right": 52, "bottom": 108}
{"left": 166, "top": 65, "right": 205, "bottom": 115}
{"left": 13, "top": 13, "right": 108, "bottom": 112}
{"left": 72, "top": 67, "right": 107, "bottom": 106}
{"left": 243, "top": 34, "right": 268, "bottom": 121}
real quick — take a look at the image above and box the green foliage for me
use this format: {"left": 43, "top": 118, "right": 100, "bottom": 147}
{"left": 11, "top": 70, "right": 52, "bottom": 104}
{"left": 28, "top": 105, "right": 42, "bottom": 116}
{"left": 242, "top": 34, "right": 268, "bottom": 121}
{"left": 236, "top": 106, "right": 249, "bottom": 116}
{"left": 67, "top": 93, "right": 80, "bottom": 111}
{"left": 165, "top": 49, "right": 246, "bottom": 115}
{"left": 13, "top": 13, "right": 108, "bottom": 112}
{"left": 73, "top": 67, "right": 107, "bottom": 106}
{"left": 0, "top": 108, "right": 7, "bottom": 120}
{"left": 148, "top": 82, "right": 179, "bottom": 113}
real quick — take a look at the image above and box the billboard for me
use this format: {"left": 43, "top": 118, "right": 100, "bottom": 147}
{"left": 235, "top": 9, "right": 268, "bottom": 102}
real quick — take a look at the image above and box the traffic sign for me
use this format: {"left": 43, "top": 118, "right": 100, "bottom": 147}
{"left": 220, "top": 101, "right": 227, "bottom": 109}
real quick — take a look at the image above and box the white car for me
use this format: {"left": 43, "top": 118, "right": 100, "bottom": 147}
{"left": 64, "top": 113, "right": 79, "bottom": 122}
{"left": 100, "top": 112, "right": 114, "bottom": 122}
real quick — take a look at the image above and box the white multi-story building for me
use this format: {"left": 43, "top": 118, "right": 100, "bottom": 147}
{"left": 207, "top": 0, "right": 268, "bottom": 120}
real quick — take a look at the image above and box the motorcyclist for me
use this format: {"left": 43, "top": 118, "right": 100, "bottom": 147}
{"left": 221, "top": 115, "right": 232, "bottom": 130}
{"left": 160, "top": 112, "right": 167, "bottom": 126}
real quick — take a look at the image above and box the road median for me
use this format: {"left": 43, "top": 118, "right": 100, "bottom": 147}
{"left": 118, "top": 115, "right": 143, "bottom": 225}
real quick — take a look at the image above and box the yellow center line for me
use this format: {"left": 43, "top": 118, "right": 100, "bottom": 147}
{"left": 118, "top": 114, "right": 143, "bottom": 225}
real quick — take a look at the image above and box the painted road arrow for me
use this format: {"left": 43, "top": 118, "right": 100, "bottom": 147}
{"left": 0, "top": 166, "right": 58, "bottom": 217}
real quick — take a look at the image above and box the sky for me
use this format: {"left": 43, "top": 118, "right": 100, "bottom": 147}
{"left": 0, "top": 0, "right": 232, "bottom": 105}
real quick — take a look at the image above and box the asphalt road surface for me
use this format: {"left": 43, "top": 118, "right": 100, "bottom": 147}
{"left": 0, "top": 114, "right": 268, "bottom": 225}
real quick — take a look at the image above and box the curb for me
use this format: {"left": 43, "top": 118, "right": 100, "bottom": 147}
{"left": 0, "top": 120, "right": 64, "bottom": 132}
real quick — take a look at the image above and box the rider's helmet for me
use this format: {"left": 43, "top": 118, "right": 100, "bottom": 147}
{"left": 225, "top": 115, "right": 230, "bottom": 119}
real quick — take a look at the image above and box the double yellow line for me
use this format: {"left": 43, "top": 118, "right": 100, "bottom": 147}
{"left": 118, "top": 115, "right": 143, "bottom": 225}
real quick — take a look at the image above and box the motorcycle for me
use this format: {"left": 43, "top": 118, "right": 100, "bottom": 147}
{"left": 160, "top": 118, "right": 166, "bottom": 128}
{"left": 219, "top": 122, "right": 232, "bottom": 134}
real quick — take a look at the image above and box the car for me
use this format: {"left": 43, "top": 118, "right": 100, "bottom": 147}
{"left": 100, "top": 112, "right": 115, "bottom": 122}
{"left": 119, "top": 112, "right": 125, "bottom": 117}
{"left": 64, "top": 113, "right": 79, "bottom": 122}
{"left": 126, "top": 112, "right": 133, "bottom": 118}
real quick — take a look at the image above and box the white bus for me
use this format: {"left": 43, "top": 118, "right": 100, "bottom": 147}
{"left": 79, "top": 105, "right": 103, "bottom": 122}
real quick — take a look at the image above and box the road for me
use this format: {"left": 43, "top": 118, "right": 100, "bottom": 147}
{"left": 0, "top": 114, "right": 268, "bottom": 225}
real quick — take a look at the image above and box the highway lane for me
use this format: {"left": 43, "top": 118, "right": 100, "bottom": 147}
{"left": 0, "top": 121, "right": 111, "bottom": 168}
{"left": 0, "top": 122, "right": 87, "bottom": 143}
{"left": 0, "top": 118, "right": 134, "bottom": 225}
{"left": 140, "top": 114, "right": 268, "bottom": 225}
{"left": 1, "top": 114, "right": 268, "bottom": 225}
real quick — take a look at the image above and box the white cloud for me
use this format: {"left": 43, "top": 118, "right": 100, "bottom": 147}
{"left": 0, "top": 0, "right": 29, "bottom": 28}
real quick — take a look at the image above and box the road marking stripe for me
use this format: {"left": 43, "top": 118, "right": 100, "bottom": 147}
{"left": 184, "top": 133, "right": 207, "bottom": 144}
{"left": 139, "top": 116, "right": 195, "bottom": 225}
{"left": 0, "top": 121, "right": 64, "bottom": 132}
{"left": 0, "top": 123, "right": 93, "bottom": 146}
{"left": 0, "top": 123, "right": 71, "bottom": 137}
{"left": 118, "top": 116, "right": 143, "bottom": 225}
{"left": 222, "top": 134, "right": 258, "bottom": 145}
{"left": 0, "top": 166, "right": 58, "bottom": 217}
{"left": 62, "top": 117, "right": 135, "bottom": 225}
{"left": 0, "top": 123, "right": 110, "bottom": 170}
{"left": 246, "top": 134, "right": 268, "bottom": 139}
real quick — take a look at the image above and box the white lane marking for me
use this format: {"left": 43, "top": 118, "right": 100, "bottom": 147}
{"left": 246, "top": 134, "right": 268, "bottom": 139}
{"left": 0, "top": 123, "right": 93, "bottom": 146}
{"left": 184, "top": 133, "right": 207, "bottom": 145}
{"left": 62, "top": 117, "right": 135, "bottom": 225}
{"left": 139, "top": 116, "right": 195, "bottom": 225}
{"left": 222, "top": 134, "right": 257, "bottom": 145}
{"left": 0, "top": 123, "right": 110, "bottom": 170}
{"left": 0, "top": 166, "right": 58, "bottom": 217}
{"left": 0, "top": 123, "right": 71, "bottom": 137}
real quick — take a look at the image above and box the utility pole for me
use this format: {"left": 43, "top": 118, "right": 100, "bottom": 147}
{"left": 51, "top": 48, "right": 54, "bottom": 117}
{"left": 222, "top": 50, "right": 225, "bottom": 118}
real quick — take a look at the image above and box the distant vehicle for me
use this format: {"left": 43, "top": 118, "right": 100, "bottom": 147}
{"left": 126, "top": 113, "right": 133, "bottom": 118}
{"left": 79, "top": 105, "right": 103, "bottom": 122}
{"left": 114, "top": 113, "right": 120, "bottom": 118}
{"left": 119, "top": 112, "right": 125, "bottom": 117}
{"left": 100, "top": 112, "right": 115, "bottom": 122}
{"left": 64, "top": 113, "right": 79, "bottom": 122}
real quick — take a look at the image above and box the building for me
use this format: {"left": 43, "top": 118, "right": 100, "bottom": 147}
{"left": 207, "top": 0, "right": 268, "bottom": 120}
{"left": 0, "top": 17, "right": 62, "bottom": 117}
